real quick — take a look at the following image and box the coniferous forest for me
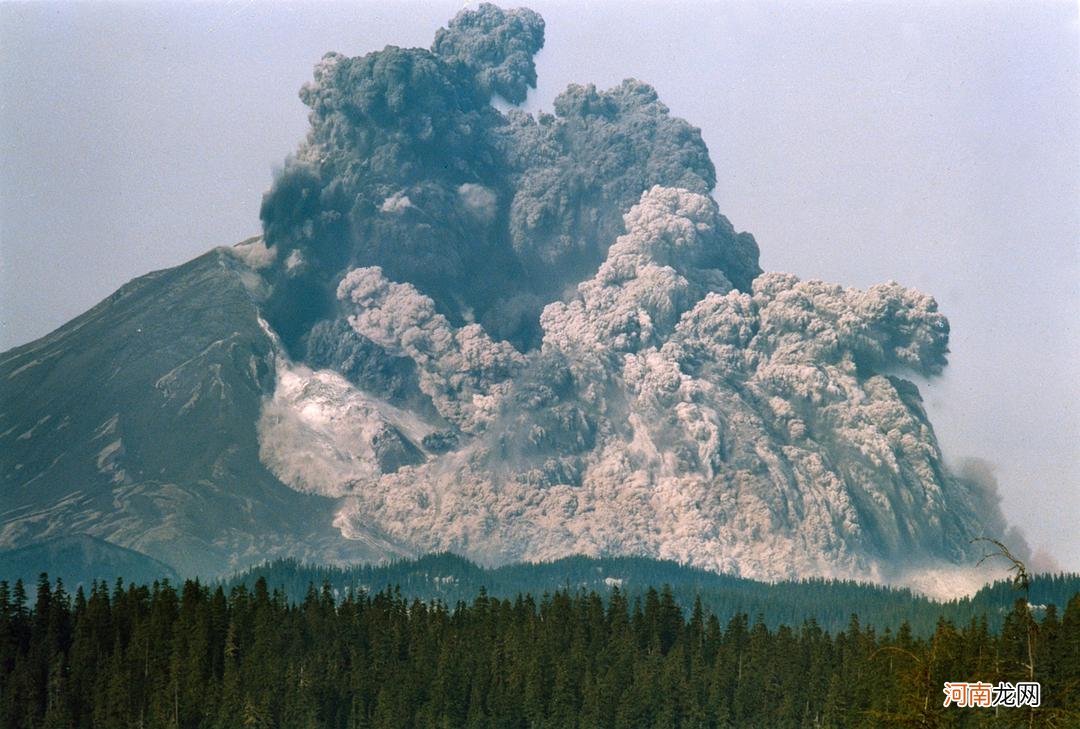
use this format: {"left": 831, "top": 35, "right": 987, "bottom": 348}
{"left": 1, "top": 574, "right": 1078, "bottom": 728}
{"left": 225, "top": 554, "right": 1080, "bottom": 638}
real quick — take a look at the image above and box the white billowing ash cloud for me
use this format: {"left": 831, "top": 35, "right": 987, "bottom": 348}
{"left": 249, "top": 4, "right": 1014, "bottom": 585}
{"left": 264, "top": 188, "right": 996, "bottom": 581}
{"left": 337, "top": 267, "right": 524, "bottom": 433}
{"left": 542, "top": 187, "right": 736, "bottom": 367}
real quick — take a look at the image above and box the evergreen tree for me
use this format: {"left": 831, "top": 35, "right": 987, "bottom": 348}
{"left": 0, "top": 572, "right": 1075, "bottom": 728}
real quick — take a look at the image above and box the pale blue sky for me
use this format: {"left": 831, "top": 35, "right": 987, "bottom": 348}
{"left": 2, "top": 1, "right": 1077, "bottom": 568}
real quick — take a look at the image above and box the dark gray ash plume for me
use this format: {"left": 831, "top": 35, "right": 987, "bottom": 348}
{"left": 431, "top": 4, "right": 545, "bottom": 104}
{"left": 257, "top": 3, "right": 748, "bottom": 354}
{"left": 244, "top": 4, "right": 1006, "bottom": 588}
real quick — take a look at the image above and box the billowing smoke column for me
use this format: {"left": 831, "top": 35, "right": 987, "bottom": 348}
{"left": 257, "top": 3, "right": 740, "bottom": 353}
{"left": 337, "top": 267, "right": 524, "bottom": 433}
{"left": 250, "top": 4, "right": 1006, "bottom": 583}
{"left": 431, "top": 3, "right": 545, "bottom": 104}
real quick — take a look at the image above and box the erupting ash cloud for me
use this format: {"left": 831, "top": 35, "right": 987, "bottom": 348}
{"left": 248, "top": 3, "right": 1012, "bottom": 583}
{"left": 338, "top": 267, "right": 524, "bottom": 433}
{"left": 256, "top": 3, "right": 738, "bottom": 354}
{"left": 431, "top": 4, "right": 545, "bottom": 104}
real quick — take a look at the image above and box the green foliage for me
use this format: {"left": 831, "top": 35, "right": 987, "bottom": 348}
{"left": 1, "top": 573, "right": 1077, "bottom": 728}
{"left": 226, "top": 553, "right": 1080, "bottom": 636}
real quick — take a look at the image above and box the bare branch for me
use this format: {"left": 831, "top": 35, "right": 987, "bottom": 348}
{"left": 972, "top": 537, "right": 1031, "bottom": 594}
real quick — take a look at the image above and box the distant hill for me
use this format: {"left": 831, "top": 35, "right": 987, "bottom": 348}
{"left": 0, "top": 534, "right": 178, "bottom": 589}
{"left": 228, "top": 552, "right": 1080, "bottom": 636}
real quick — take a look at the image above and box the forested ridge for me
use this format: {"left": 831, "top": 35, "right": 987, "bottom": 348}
{"left": 227, "top": 553, "right": 1080, "bottom": 636}
{"left": 1, "top": 573, "right": 1077, "bottom": 728}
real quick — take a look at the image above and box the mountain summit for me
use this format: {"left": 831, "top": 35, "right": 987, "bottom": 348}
{"left": 0, "top": 4, "right": 1010, "bottom": 585}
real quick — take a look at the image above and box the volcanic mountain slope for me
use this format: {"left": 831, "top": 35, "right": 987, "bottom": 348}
{"left": 0, "top": 4, "right": 1011, "bottom": 583}
{"left": 0, "top": 249, "right": 404, "bottom": 577}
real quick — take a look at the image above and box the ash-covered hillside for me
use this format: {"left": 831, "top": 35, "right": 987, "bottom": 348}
{"left": 0, "top": 4, "right": 1010, "bottom": 586}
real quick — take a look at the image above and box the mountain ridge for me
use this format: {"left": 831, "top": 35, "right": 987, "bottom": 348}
{"left": 224, "top": 552, "right": 1080, "bottom": 636}
{"left": 0, "top": 249, "right": 401, "bottom": 576}
{"left": 0, "top": 533, "right": 179, "bottom": 588}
